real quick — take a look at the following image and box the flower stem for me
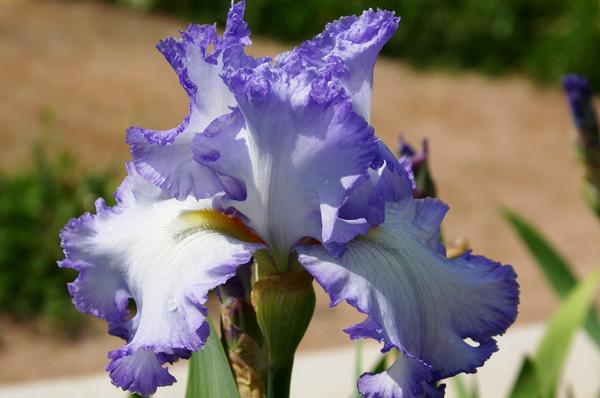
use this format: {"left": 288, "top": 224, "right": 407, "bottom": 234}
{"left": 251, "top": 250, "right": 315, "bottom": 398}
{"left": 267, "top": 362, "right": 293, "bottom": 398}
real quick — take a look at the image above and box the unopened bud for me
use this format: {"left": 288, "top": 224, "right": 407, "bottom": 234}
{"left": 398, "top": 136, "right": 437, "bottom": 199}
{"left": 219, "top": 266, "right": 266, "bottom": 398}
{"left": 563, "top": 75, "right": 600, "bottom": 217}
{"left": 563, "top": 75, "right": 599, "bottom": 148}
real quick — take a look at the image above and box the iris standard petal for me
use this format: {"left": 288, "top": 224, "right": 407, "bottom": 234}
{"left": 339, "top": 142, "right": 414, "bottom": 226}
{"left": 358, "top": 353, "right": 444, "bottom": 398}
{"left": 127, "top": 1, "right": 267, "bottom": 200}
{"left": 193, "top": 62, "right": 379, "bottom": 266}
{"left": 275, "top": 9, "right": 399, "bottom": 121}
{"left": 59, "top": 164, "right": 263, "bottom": 395}
{"left": 324, "top": 141, "right": 414, "bottom": 256}
{"left": 297, "top": 198, "right": 519, "bottom": 394}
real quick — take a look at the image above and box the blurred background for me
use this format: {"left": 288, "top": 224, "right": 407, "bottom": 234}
{"left": 1, "top": 0, "right": 599, "bottom": 389}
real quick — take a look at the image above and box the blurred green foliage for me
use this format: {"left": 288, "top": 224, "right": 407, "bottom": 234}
{"left": 108, "top": 0, "right": 600, "bottom": 88}
{"left": 0, "top": 126, "right": 116, "bottom": 334}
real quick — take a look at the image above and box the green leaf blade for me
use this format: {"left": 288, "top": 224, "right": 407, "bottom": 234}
{"left": 452, "top": 376, "right": 479, "bottom": 398}
{"left": 508, "top": 357, "right": 541, "bottom": 398}
{"left": 353, "top": 341, "right": 363, "bottom": 398}
{"left": 185, "top": 320, "right": 240, "bottom": 398}
{"left": 369, "top": 355, "right": 388, "bottom": 375}
{"left": 534, "top": 271, "right": 600, "bottom": 397}
{"left": 452, "top": 376, "right": 470, "bottom": 398}
{"left": 502, "top": 208, "right": 600, "bottom": 346}
{"left": 502, "top": 208, "right": 576, "bottom": 295}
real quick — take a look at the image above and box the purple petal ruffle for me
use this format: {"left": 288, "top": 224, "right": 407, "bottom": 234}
{"left": 275, "top": 9, "right": 399, "bottom": 120}
{"left": 193, "top": 58, "right": 380, "bottom": 262}
{"left": 298, "top": 198, "right": 519, "bottom": 395}
{"left": 127, "top": 1, "right": 267, "bottom": 201}
{"left": 59, "top": 163, "right": 262, "bottom": 395}
{"left": 358, "top": 354, "right": 444, "bottom": 398}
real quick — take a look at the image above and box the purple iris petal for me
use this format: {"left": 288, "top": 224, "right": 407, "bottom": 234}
{"left": 106, "top": 349, "right": 176, "bottom": 396}
{"left": 193, "top": 59, "right": 380, "bottom": 265}
{"left": 220, "top": 0, "right": 251, "bottom": 49}
{"left": 275, "top": 9, "right": 399, "bottom": 121}
{"left": 358, "top": 353, "right": 444, "bottom": 398}
{"left": 59, "top": 163, "right": 262, "bottom": 395}
{"left": 297, "top": 198, "right": 519, "bottom": 394}
{"left": 127, "top": 1, "right": 268, "bottom": 200}
{"left": 127, "top": 106, "right": 248, "bottom": 201}
{"left": 337, "top": 142, "right": 414, "bottom": 235}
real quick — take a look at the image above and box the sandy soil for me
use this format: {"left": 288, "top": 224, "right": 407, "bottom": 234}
{"left": 1, "top": 0, "right": 600, "bottom": 384}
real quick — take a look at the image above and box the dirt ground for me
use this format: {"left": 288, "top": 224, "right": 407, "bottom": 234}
{"left": 1, "top": 0, "right": 600, "bottom": 384}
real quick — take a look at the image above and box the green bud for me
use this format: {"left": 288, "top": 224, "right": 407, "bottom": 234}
{"left": 251, "top": 250, "right": 316, "bottom": 398}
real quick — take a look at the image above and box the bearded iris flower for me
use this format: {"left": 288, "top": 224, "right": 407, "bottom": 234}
{"left": 59, "top": 2, "right": 519, "bottom": 397}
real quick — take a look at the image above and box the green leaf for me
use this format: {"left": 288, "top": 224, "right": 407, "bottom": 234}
{"left": 508, "top": 357, "right": 541, "bottom": 398}
{"left": 185, "top": 319, "right": 240, "bottom": 398}
{"left": 452, "top": 376, "right": 479, "bottom": 398}
{"left": 353, "top": 341, "right": 363, "bottom": 398}
{"left": 508, "top": 271, "right": 599, "bottom": 398}
{"left": 453, "top": 376, "right": 470, "bottom": 398}
{"left": 370, "top": 355, "right": 388, "bottom": 374}
{"left": 502, "top": 208, "right": 600, "bottom": 347}
{"left": 368, "top": 350, "right": 396, "bottom": 376}
{"left": 471, "top": 379, "right": 480, "bottom": 398}
{"left": 535, "top": 271, "right": 600, "bottom": 398}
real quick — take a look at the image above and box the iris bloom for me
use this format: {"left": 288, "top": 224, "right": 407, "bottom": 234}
{"left": 59, "top": 2, "right": 519, "bottom": 397}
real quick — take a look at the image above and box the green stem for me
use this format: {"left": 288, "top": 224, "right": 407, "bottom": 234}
{"left": 252, "top": 252, "right": 315, "bottom": 398}
{"left": 267, "top": 361, "right": 293, "bottom": 398}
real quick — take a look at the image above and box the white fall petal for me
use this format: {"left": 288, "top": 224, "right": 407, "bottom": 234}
{"left": 59, "top": 163, "right": 263, "bottom": 395}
